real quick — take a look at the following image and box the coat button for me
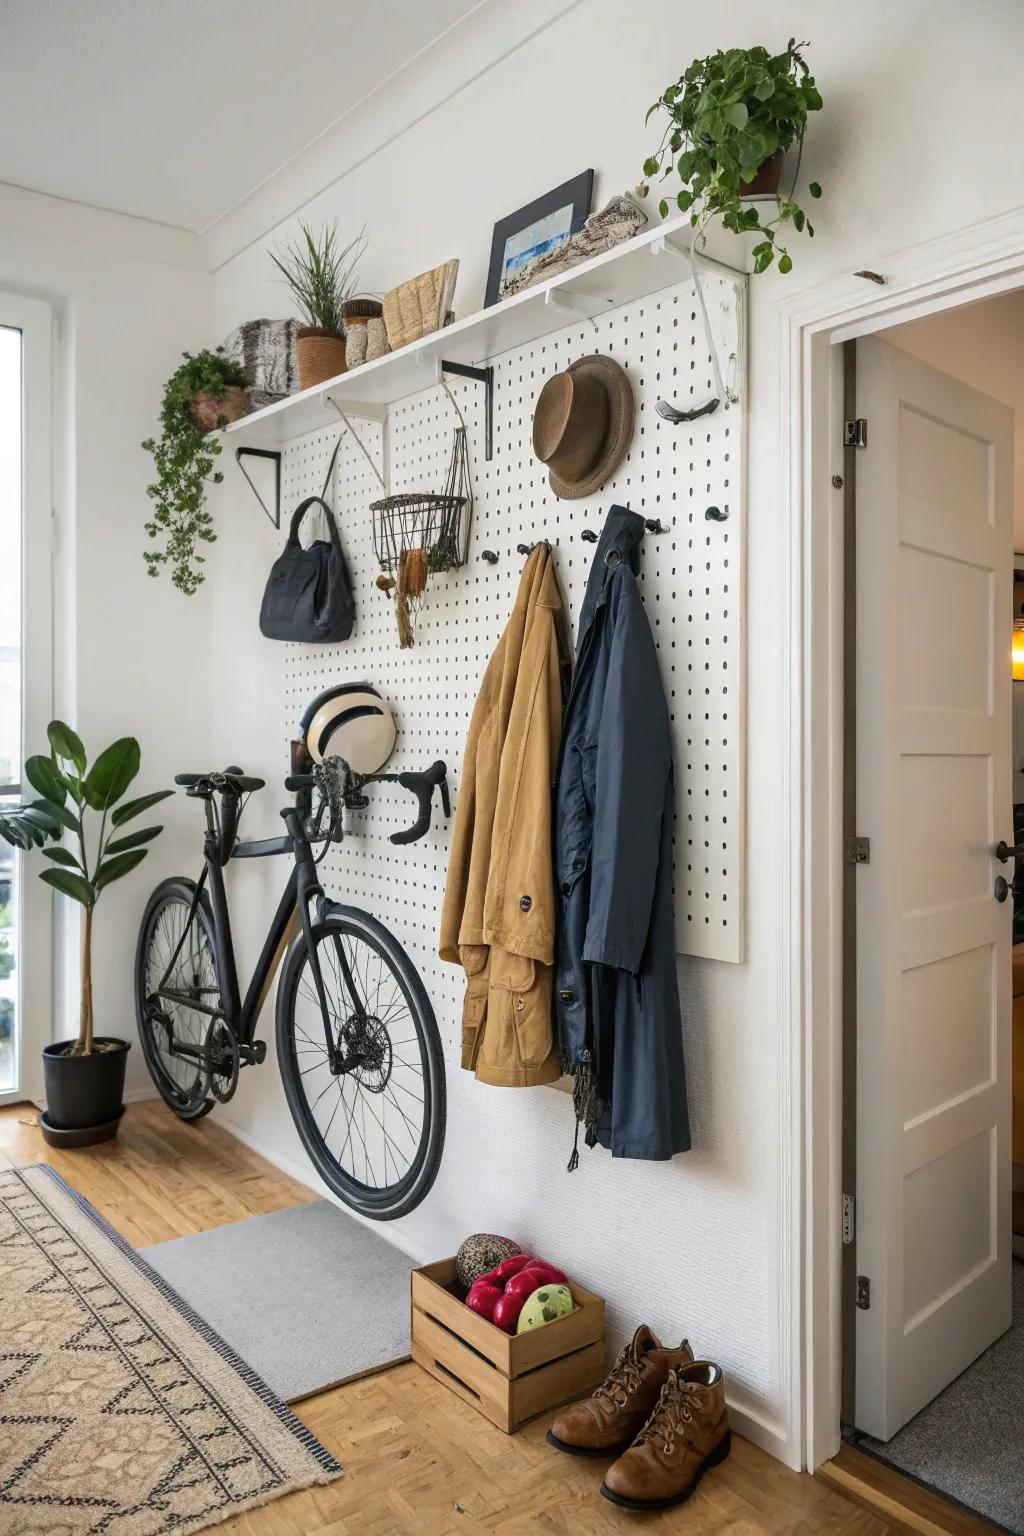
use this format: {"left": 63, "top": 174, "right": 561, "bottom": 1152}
{"left": 560, "top": 882, "right": 570, "bottom": 896}
{"left": 515, "top": 997, "right": 525, "bottom": 1011}
{"left": 519, "top": 895, "right": 532, "bottom": 912}
{"left": 559, "top": 990, "right": 575, "bottom": 1004}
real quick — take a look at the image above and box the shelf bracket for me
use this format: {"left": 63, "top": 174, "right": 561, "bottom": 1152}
{"left": 439, "top": 359, "right": 494, "bottom": 461}
{"left": 234, "top": 446, "right": 281, "bottom": 529}
{"left": 543, "top": 287, "right": 612, "bottom": 331}
{"left": 650, "top": 233, "right": 744, "bottom": 409}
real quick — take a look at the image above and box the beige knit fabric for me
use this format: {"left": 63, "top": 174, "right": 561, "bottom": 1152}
{"left": 0, "top": 1165, "right": 341, "bottom": 1536}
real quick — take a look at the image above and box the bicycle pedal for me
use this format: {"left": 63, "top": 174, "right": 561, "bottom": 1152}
{"left": 241, "top": 1040, "right": 268, "bottom": 1066}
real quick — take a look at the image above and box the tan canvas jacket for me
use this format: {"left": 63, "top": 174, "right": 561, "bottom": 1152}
{"left": 439, "top": 544, "right": 570, "bottom": 1086}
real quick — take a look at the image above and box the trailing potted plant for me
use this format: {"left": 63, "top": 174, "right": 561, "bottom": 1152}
{"left": 642, "top": 40, "right": 823, "bottom": 274}
{"left": 0, "top": 721, "right": 171, "bottom": 1146}
{"left": 142, "top": 349, "right": 247, "bottom": 595}
{"left": 271, "top": 221, "right": 367, "bottom": 389}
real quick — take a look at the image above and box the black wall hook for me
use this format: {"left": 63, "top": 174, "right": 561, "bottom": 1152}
{"left": 480, "top": 549, "right": 499, "bottom": 564}
{"left": 705, "top": 506, "right": 729, "bottom": 523}
{"left": 581, "top": 529, "right": 598, "bottom": 543}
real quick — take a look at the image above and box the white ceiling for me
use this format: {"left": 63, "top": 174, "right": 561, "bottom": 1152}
{"left": 0, "top": 0, "right": 482, "bottom": 232}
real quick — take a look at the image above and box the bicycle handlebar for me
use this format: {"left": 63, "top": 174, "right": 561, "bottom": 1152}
{"left": 284, "top": 760, "right": 450, "bottom": 845}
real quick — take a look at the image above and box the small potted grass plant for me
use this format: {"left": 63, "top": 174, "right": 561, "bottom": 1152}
{"left": 271, "top": 221, "right": 367, "bottom": 388}
{"left": 0, "top": 722, "right": 171, "bottom": 1146}
{"left": 642, "top": 40, "right": 823, "bottom": 274}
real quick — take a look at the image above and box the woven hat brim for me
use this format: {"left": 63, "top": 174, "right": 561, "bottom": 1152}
{"left": 548, "top": 355, "right": 634, "bottom": 500}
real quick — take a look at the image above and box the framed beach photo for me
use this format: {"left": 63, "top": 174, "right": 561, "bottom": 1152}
{"left": 485, "top": 170, "right": 594, "bottom": 307}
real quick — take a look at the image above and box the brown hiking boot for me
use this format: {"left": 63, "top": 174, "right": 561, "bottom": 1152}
{"left": 601, "top": 1360, "right": 731, "bottom": 1509}
{"left": 546, "top": 1325, "right": 693, "bottom": 1458}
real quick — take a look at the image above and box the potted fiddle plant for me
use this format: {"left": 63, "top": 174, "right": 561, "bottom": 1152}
{"left": 0, "top": 721, "right": 171, "bottom": 1146}
{"left": 142, "top": 348, "right": 247, "bottom": 595}
{"left": 641, "top": 40, "right": 823, "bottom": 274}
{"left": 271, "top": 220, "right": 367, "bottom": 388}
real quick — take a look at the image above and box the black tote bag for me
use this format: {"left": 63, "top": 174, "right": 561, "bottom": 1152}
{"left": 259, "top": 496, "right": 355, "bottom": 643}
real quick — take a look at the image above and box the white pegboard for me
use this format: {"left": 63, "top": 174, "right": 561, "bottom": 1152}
{"left": 279, "top": 272, "right": 745, "bottom": 990}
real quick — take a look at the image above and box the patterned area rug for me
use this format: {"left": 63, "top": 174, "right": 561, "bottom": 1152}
{"left": 0, "top": 1165, "right": 342, "bottom": 1535}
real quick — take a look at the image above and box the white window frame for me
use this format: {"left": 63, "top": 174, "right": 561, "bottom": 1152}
{"left": 0, "top": 292, "right": 53, "bottom": 1107}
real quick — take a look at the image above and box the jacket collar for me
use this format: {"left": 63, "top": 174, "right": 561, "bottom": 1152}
{"left": 577, "top": 506, "right": 645, "bottom": 643}
{"left": 514, "top": 541, "right": 563, "bottom": 614}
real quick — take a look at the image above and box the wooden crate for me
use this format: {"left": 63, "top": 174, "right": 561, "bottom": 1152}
{"left": 410, "top": 1257, "right": 606, "bottom": 1433}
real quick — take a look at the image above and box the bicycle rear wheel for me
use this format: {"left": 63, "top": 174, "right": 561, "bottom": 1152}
{"left": 276, "top": 906, "right": 446, "bottom": 1220}
{"left": 135, "top": 878, "right": 217, "bottom": 1120}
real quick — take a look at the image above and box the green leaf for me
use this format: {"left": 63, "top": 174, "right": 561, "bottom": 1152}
{"left": 94, "top": 848, "right": 148, "bottom": 890}
{"left": 642, "top": 155, "right": 660, "bottom": 177}
{"left": 25, "top": 754, "right": 67, "bottom": 806}
{"left": 28, "top": 797, "right": 79, "bottom": 834}
{"left": 83, "top": 738, "right": 140, "bottom": 811}
{"left": 111, "top": 789, "right": 174, "bottom": 827}
{"left": 47, "top": 720, "right": 86, "bottom": 774}
{"left": 40, "top": 868, "right": 96, "bottom": 907}
{"left": 676, "top": 190, "right": 693, "bottom": 212}
{"left": 778, "top": 252, "right": 794, "bottom": 274}
{"left": 0, "top": 813, "right": 41, "bottom": 850}
{"left": 658, "top": 199, "right": 669, "bottom": 219}
{"left": 725, "top": 102, "right": 748, "bottom": 129}
{"left": 808, "top": 181, "right": 822, "bottom": 198}
{"left": 103, "top": 824, "right": 162, "bottom": 856}
{"left": 42, "top": 846, "right": 83, "bottom": 869}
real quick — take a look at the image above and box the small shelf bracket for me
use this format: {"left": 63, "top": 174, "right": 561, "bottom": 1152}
{"left": 543, "top": 286, "right": 612, "bottom": 331}
{"left": 439, "top": 359, "right": 494, "bottom": 461}
{"left": 234, "top": 446, "right": 281, "bottom": 529}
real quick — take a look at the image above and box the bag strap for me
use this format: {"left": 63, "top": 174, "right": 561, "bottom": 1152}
{"left": 287, "top": 495, "right": 342, "bottom": 551}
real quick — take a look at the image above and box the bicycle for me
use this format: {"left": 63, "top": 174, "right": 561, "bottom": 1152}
{"left": 134, "top": 756, "right": 450, "bottom": 1220}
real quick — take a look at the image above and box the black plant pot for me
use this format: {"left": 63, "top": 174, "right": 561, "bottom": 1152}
{"left": 41, "top": 1037, "right": 130, "bottom": 1144}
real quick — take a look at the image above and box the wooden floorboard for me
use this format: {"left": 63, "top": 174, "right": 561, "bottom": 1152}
{"left": 816, "top": 1446, "right": 1001, "bottom": 1536}
{"left": 0, "top": 1099, "right": 892, "bottom": 1536}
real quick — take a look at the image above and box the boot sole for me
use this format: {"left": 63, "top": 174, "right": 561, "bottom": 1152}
{"left": 545, "top": 1429, "right": 635, "bottom": 1459}
{"left": 600, "top": 1430, "right": 732, "bottom": 1511}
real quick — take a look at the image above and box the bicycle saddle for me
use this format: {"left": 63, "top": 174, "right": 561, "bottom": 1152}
{"left": 174, "top": 766, "right": 266, "bottom": 794}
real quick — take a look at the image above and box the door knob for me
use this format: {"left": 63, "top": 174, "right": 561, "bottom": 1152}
{"left": 995, "top": 875, "right": 1010, "bottom": 903}
{"left": 995, "top": 839, "right": 1024, "bottom": 863}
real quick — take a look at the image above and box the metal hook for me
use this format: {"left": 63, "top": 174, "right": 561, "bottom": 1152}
{"left": 580, "top": 529, "right": 598, "bottom": 543}
{"left": 480, "top": 549, "right": 499, "bottom": 565}
{"left": 705, "top": 506, "right": 729, "bottom": 522}
{"left": 644, "top": 518, "right": 665, "bottom": 535}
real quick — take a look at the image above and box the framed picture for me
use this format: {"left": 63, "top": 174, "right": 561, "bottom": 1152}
{"left": 485, "top": 170, "right": 594, "bottom": 307}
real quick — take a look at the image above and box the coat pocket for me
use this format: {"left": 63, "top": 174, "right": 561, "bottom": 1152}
{"left": 459, "top": 944, "right": 489, "bottom": 1070}
{"left": 488, "top": 951, "right": 554, "bottom": 1070}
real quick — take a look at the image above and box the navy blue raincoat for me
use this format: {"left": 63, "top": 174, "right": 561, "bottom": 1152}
{"left": 554, "top": 506, "right": 690, "bottom": 1162}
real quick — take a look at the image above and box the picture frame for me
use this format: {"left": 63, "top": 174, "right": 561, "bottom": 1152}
{"left": 485, "top": 170, "right": 594, "bottom": 308}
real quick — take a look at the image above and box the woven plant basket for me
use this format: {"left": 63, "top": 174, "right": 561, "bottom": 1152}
{"left": 383, "top": 260, "right": 459, "bottom": 351}
{"left": 296, "top": 328, "right": 347, "bottom": 389}
{"left": 190, "top": 385, "right": 248, "bottom": 435}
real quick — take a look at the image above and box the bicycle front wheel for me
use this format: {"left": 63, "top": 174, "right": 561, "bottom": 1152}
{"left": 276, "top": 906, "right": 446, "bottom": 1220}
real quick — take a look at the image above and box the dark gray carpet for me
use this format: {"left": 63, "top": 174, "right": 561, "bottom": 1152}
{"left": 857, "top": 1262, "right": 1024, "bottom": 1534}
{"left": 141, "top": 1200, "right": 413, "bottom": 1402}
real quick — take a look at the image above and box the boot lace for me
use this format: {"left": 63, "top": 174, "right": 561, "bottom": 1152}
{"left": 636, "top": 1372, "right": 701, "bottom": 1453}
{"left": 593, "top": 1340, "right": 646, "bottom": 1409}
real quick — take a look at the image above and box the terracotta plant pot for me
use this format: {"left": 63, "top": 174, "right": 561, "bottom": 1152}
{"left": 190, "top": 384, "right": 248, "bottom": 435}
{"left": 740, "top": 151, "right": 785, "bottom": 199}
{"left": 41, "top": 1037, "right": 130, "bottom": 1142}
{"left": 296, "top": 328, "right": 348, "bottom": 389}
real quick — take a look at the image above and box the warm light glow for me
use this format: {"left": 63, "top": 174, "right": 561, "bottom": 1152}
{"left": 1013, "top": 626, "right": 1024, "bottom": 681}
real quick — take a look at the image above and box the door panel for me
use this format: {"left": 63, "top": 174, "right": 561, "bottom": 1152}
{"left": 853, "top": 334, "right": 1013, "bottom": 1440}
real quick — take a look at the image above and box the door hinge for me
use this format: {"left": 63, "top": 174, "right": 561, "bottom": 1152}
{"left": 856, "top": 1275, "right": 871, "bottom": 1310}
{"left": 845, "top": 835, "right": 870, "bottom": 865}
{"left": 842, "top": 1193, "right": 856, "bottom": 1246}
{"left": 844, "top": 418, "right": 868, "bottom": 448}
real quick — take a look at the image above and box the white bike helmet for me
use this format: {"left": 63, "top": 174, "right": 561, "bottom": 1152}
{"left": 299, "top": 683, "right": 397, "bottom": 775}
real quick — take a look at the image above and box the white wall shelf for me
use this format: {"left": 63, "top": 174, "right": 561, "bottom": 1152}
{"left": 224, "top": 211, "right": 748, "bottom": 446}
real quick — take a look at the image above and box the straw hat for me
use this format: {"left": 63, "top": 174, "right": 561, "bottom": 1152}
{"left": 532, "top": 355, "right": 634, "bottom": 500}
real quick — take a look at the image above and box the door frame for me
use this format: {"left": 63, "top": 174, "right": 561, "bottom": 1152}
{"left": 0, "top": 291, "right": 53, "bottom": 1108}
{"left": 779, "top": 204, "right": 1024, "bottom": 1471}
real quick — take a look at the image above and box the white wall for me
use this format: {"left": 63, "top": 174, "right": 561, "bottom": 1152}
{"left": 0, "top": 185, "right": 214, "bottom": 1096}
{"left": 196, "top": 0, "right": 1024, "bottom": 1470}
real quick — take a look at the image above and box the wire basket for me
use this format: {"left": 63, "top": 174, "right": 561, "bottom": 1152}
{"left": 370, "top": 425, "right": 471, "bottom": 575}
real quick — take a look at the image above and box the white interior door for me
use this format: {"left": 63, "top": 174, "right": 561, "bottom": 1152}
{"left": 853, "top": 334, "right": 1014, "bottom": 1440}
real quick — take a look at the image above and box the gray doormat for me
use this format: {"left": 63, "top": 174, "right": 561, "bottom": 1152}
{"left": 142, "top": 1200, "right": 414, "bottom": 1403}
{"left": 854, "top": 1261, "right": 1024, "bottom": 1535}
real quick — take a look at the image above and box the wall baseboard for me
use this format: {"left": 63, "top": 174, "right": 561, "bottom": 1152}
{"left": 210, "top": 1114, "right": 791, "bottom": 1465}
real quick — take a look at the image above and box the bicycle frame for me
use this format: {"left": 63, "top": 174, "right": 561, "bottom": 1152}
{"left": 153, "top": 798, "right": 349, "bottom": 1069}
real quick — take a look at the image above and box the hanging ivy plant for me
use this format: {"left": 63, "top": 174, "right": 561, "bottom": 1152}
{"left": 642, "top": 40, "right": 823, "bottom": 274}
{"left": 142, "top": 350, "right": 246, "bottom": 595}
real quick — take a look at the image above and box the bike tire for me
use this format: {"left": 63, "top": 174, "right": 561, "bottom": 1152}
{"left": 135, "top": 877, "right": 217, "bottom": 1121}
{"left": 276, "top": 905, "right": 446, "bottom": 1220}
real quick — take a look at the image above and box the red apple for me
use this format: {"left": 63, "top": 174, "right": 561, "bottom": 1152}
{"left": 492, "top": 1291, "right": 527, "bottom": 1333}
{"left": 493, "top": 1254, "right": 535, "bottom": 1281}
{"left": 465, "top": 1281, "right": 502, "bottom": 1322}
{"left": 502, "top": 1269, "right": 547, "bottom": 1302}
{"left": 520, "top": 1261, "right": 568, "bottom": 1289}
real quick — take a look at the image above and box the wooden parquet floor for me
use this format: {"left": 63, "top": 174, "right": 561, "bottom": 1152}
{"left": 0, "top": 1100, "right": 890, "bottom": 1536}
